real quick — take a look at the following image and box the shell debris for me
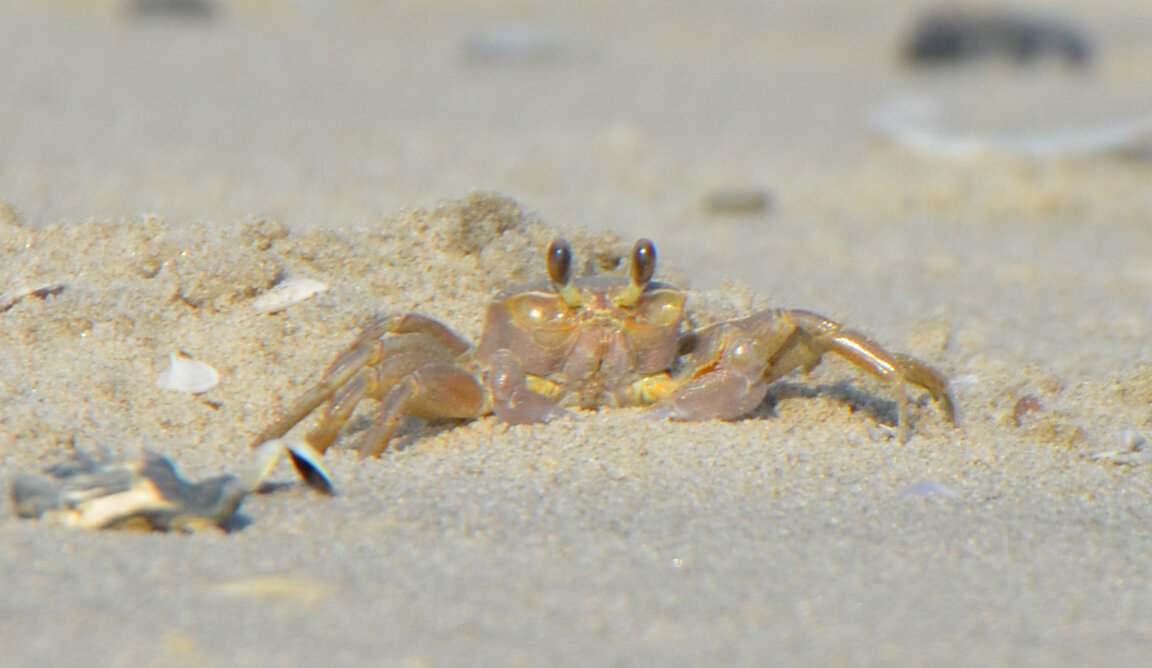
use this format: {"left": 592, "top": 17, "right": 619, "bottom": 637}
{"left": 155, "top": 353, "right": 220, "bottom": 394}
{"left": 250, "top": 278, "right": 330, "bottom": 314}
{"left": 0, "top": 283, "right": 67, "bottom": 313}
{"left": 246, "top": 438, "right": 335, "bottom": 496}
{"left": 9, "top": 440, "right": 334, "bottom": 532}
{"left": 204, "top": 574, "right": 335, "bottom": 605}
{"left": 9, "top": 450, "right": 250, "bottom": 532}
{"left": 1092, "top": 430, "right": 1152, "bottom": 466}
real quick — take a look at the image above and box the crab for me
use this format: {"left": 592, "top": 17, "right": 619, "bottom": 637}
{"left": 250, "top": 238, "right": 955, "bottom": 471}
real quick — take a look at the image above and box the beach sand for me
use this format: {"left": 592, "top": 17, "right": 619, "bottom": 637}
{"left": 3, "top": 1, "right": 1152, "bottom": 665}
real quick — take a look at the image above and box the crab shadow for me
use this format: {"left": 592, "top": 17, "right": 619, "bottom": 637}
{"left": 296, "top": 379, "right": 924, "bottom": 454}
{"left": 336, "top": 414, "right": 471, "bottom": 453}
{"left": 220, "top": 511, "right": 256, "bottom": 532}
{"left": 756, "top": 379, "right": 917, "bottom": 429}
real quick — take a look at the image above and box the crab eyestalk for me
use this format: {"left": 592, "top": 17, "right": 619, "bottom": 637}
{"left": 615, "top": 238, "right": 656, "bottom": 307}
{"left": 548, "top": 238, "right": 584, "bottom": 307}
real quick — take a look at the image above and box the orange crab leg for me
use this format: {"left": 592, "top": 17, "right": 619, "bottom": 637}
{"left": 356, "top": 363, "right": 490, "bottom": 457}
{"left": 248, "top": 313, "right": 473, "bottom": 451}
{"left": 775, "top": 309, "right": 955, "bottom": 433}
{"left": 653, "top": 308, "right": 954, "bottom": 441}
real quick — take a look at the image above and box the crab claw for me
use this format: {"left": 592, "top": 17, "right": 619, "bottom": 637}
{"left": 487, "top": 349, "right": 570, "bottom": 425}
{"left": 245, "top": 439, "right": 335, "bottom": 496}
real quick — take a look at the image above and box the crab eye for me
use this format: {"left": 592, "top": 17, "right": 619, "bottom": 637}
{"left": 547, "top": 238, "right": 573, "bottom": 286}
{"left": 630, "top": 238, "right": 656, "bottom": 288}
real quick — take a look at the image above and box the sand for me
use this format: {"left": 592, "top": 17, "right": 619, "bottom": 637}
{"left": 3, "top": 1, "right": 1152, "bottom": 666}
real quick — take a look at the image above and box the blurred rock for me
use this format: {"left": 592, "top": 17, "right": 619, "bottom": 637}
{"left": 902, "top": 9, "right": 1092, "bottom": 67}
{"left": 125, "top": 0, "right": 217, "bottom": 21}
{"left": 702, "top": 188, "right": 773, "bottom": 216}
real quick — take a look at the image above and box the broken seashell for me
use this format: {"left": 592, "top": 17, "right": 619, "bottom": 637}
{"left": 8, "top": 439, "right": 335, "bottom": 532}
{"left": 1091, "top": 430, "right": 1152, "bottom": 466}
{"left": 251, "top": 278, "right": 330, "bottom": 314}
{"left": 155, "top": 353, "right": 220, "bottom": 394}
{"left": 899, "top": 480, "right": 960, "bottom": 500}
{"left": 204, "top": 574, "right": 335, "bottom": 604}
{"left": 9, "top": 450, "right": 251, "bottom": 532}
{"left": 0, "top": 283, "right": 67, "bottom": 313}
{"left": 246, "top": 439, "right": 334, "bottom": 496}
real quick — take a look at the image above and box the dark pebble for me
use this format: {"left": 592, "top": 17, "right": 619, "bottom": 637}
{"left": 902, "top": 9, "right": 1092, "bottom": 67}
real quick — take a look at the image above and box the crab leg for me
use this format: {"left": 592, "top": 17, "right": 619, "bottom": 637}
{"left": 303, "top": 370, "right": 373, "bottom": 453}
{"left": 357, "top": 363, "right": 490, "bottom": 457}
{"left": 247, "top": 354, "right": 370, "bottom": 449}
{"left": 654, "top": 308, "right": 954, "bottom": 441}
{"left": 248, "top": 313, "right": 474, "bottom": 451}
{"left": 775, "top": 309, "right": 955, "bottom": 430}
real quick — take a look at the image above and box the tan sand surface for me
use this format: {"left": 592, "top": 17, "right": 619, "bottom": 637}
{"left": 2, "top": 1, "right": 1152, "bottom": 665}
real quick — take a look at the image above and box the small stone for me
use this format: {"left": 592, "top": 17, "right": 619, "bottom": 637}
{"left": 703, "top": 188, "right": 773, "bottom": 215}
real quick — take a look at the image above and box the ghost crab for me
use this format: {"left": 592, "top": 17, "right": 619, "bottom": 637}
{"left": 251, "top": 238, "right": 955, "bottom": 468}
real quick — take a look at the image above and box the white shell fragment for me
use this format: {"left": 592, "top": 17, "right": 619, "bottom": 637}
{"left": 899, "top": 480, "right": 960, "bottom": 501}
{"left": 250, "top": 278, "right": 330, "bottom": 314}
{"left": 155, "top": 353, "right": 220, "bottom": 394}
{"left": 1091, "top": 430, "right": 1152, "bottom": 466}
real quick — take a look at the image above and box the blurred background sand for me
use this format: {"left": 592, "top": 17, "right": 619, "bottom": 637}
{"left": 2, "top": 1, "right": 1152, "bottom": 665}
